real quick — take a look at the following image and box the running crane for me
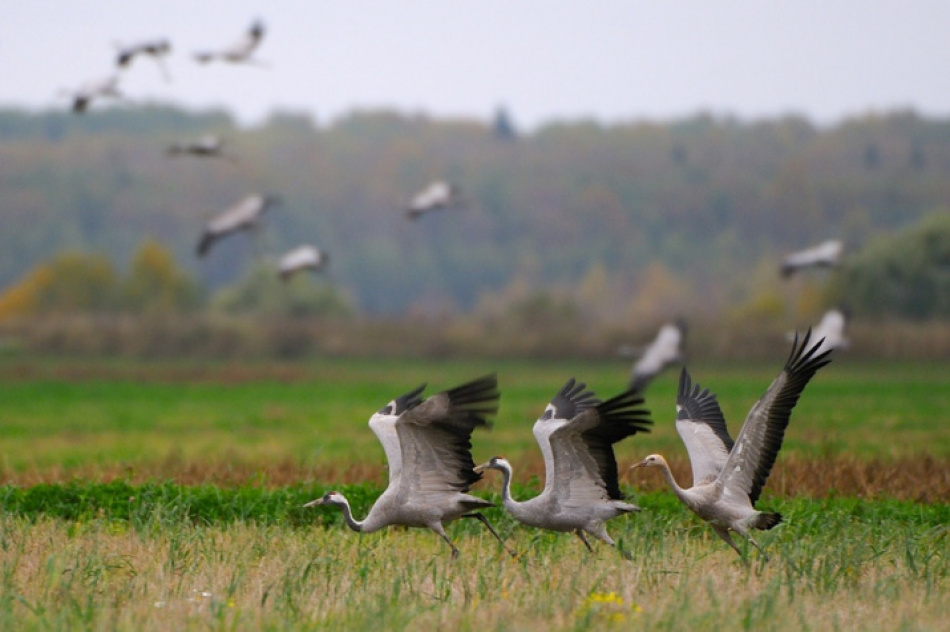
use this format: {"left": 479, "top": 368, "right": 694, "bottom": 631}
{"left": 305, "top": 375, "right": 515, "bottom": 559}
{"left": 476, "top": 380, "right": 652, "bottom": 558}
{"left": 632, "top": 330, "right": 832, "bottom": 561}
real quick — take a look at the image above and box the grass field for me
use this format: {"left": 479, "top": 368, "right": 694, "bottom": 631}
{"left": 0, "top": 355, "right": 947, "bottom": 629}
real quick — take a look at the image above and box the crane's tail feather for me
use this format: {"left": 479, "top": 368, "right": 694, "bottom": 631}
{"left": 753, "top": 512, "right": 782, "bottom": 530}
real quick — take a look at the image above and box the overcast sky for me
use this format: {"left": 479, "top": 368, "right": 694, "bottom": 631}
{"left": 3, "top": 1, "right": 949, "bottom": 130}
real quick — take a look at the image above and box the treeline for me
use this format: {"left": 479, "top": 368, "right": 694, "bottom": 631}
{"left": 1, "top": 105, "right": 948, "bottom": 331}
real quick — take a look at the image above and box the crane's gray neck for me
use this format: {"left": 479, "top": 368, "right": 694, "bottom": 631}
{"left": 336, "top": 497, "right": 364, "bottom": 533}
{"left": 657, "top": 460, "right": 689, "bottom": 500}
{"left": 496, "top": 463, "right": 523, "bottom": 511}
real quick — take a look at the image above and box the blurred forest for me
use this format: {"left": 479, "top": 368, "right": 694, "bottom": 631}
{"left": 0, "top": 105, "right": 947, "bottom": 359}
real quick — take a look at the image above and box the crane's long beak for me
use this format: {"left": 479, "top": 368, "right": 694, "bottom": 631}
{"left": 473, "top": 462, "right": 489, "bottom": 474}
{"left": 630, "top": 460, "right": 648, "bottom": 469}
{"left": 302, "top": 498, "right": 324, "bottom": 508}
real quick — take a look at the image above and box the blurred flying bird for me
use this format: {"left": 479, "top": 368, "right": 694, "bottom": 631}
{"left": 166, "top": 134, "right": 229, "bottom": 159}
{"left": 625, "top": 320, "right": 688, "bottom": 391}
{"left": 475, "top": 380, "right": 652, "bottom": 559}
{"left": 196, "top": 194, "right": 280, "bottom": 258}
{"left": 405, "top": 180, "right": 466, "bottom": 220}
{"left": 780, "top": 239, "right": 843, "bottom": 278}
{"left": 194, "top": 19, "right": 266, "bottom": 65}
{"left": 62, "top": 75, "right": 122, "bottom": 113}
{"left": 632, "top": 330, "right": 832, "bottom": 561}
{"left": 790, "top": 309, "right": 849, "bottom": 354}
{"left": 304, "top": 375, "right": 515, "bottom": 559}
{"left": 278, "top": 245, "right": 329, "bottom": 280}
{"left": 115, "top": 38, "right": 172, "bottom": 79}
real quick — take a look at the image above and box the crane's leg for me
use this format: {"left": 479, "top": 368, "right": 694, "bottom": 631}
{"left": 462, "top": 513, "right": 517, "bottom": 557}
{"left": 430, "top": 523, "right": 460, "bottom": 560}
{"left": 744, "top": 534, "right": 770, "bottom": 563}
{"left": 574, "top": 530, "right": 594, "bottom": 553}
{"left": 586, "top": 525, "right": 632, "bottom": 560}
{"left": 712, "top": 525, "right": 745, "bottom": 558}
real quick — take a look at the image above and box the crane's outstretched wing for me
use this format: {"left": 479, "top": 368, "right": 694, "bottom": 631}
{"left": 396, "top": 374, "right": 499, "bottom": 497}
{"left": 532, "top": 378, "right": 600, "bottom": 494}
{"left": 718, "top": 329, "right": 833, "bottom": 504}
{"left": 548, "top": 387, "right": 652, "bottom": 507}
{"left": 675, "top": 368, "right": 733, "bottom": 486}
{"left": 368, "top": 383, "right": 426, "bottom": 485}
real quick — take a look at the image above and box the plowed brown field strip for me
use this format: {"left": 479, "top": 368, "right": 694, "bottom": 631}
{"left": 4, "top": 454, "right": 946, "bottom": 502}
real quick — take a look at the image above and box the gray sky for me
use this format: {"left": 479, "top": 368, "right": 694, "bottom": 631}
{"left": 3, "top": 1, "right": 949, "bottom": 129}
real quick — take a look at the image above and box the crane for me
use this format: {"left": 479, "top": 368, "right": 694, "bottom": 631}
{"left": 788, "top": 309, "right": 849, "bottom": 354}
{"left": 64, "top": 75, "right": 122, "bottom": 113}
{"left": 626, "top": 319, "right": 687, "bottom": 391}
{"left": 196, "top": 194, "right": 279, "bottom": 258}
{"left": 277, "top": 245, "right": 328, "bottom": 280}
{"left": 631, "top": 330, "right": 832, "bottom": 561}
{"left": 166, "top": 134, "right": 229, "bottom": 159}
{"left": 194, "top": 20, "right": 266, "bottom": 65}
{"left": 475, "top": 379, "right": 652, "bottom": 559}
{"left": 405, "top": 180, "right": 465, "bottom": 220}
{"left": 115, "top": 38, "right": 171, "bottom": 79}
{"left": 304, "top": 375, "right": 515, "bottom": 559}
{"left": 809, "top": 309, "right": 849, "bottom": 354}
{"left": 780, "top": 239, "right": 843, "bottom": 278}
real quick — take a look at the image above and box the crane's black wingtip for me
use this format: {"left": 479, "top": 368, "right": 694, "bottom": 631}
{"left": 787, "top": 328, "right": 834, "bottom": 376}
{"left": 442, "top": 374, "right": 500, "bottom": 421}
{"left": 551, "top": 377, "right": 601, "bottom": 420}
{"left": 394, "top": 383, "right": 427, "bottom": 414}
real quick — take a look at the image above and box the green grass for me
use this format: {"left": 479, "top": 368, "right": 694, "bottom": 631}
{"left": 0, "top": 356, "right": 947, "bottom": 629}
{"left": 0, "top": 357, "right": 947, "bottom": 477}
{"left": 0, "top": 486, "right": 945, "bottom": 630}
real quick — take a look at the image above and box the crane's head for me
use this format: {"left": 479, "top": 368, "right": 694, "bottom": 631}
{"left": 261, "top": 194, "right": 283, "bottom": 210}
{"left": 474, "top": 456, "right": 511, "bottom": 474}
{"left": 630, "top": 454, "right": 667, "bottom": 470}
{"left": 303, "top": 491, "right": 347, "bottom": 508}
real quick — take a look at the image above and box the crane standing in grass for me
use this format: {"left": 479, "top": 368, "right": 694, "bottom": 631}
{"left": 305, "top": 375, "right": 515, "bottom": 559}
{"left": 475, "top": 380, "right": 652, "bottom": 559}
{"left": 631, "top": 330, "right": 832, "bottom": 561}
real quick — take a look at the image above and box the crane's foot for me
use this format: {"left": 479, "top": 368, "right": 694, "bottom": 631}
{"left": 575, "top": 530, "right": 594, "bottom": 553}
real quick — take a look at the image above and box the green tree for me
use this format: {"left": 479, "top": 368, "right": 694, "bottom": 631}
{"left": 122, "top": 240, "right": 201, "bottom": 314}
{"left": 0, "top": 251, "right": 118, "bottom": 318}
{"left": 827, "top": 210, "right": 950, "bottom": 319}
{"left": 212, "top": 262, "right": 354, "bottom": 318}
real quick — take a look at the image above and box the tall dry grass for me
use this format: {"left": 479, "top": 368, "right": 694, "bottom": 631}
{"left": 0, "top": 513, "right": 944, "bottom": 631}
{"left": 2, "top": 313, "right": 948, "bottom": 360}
